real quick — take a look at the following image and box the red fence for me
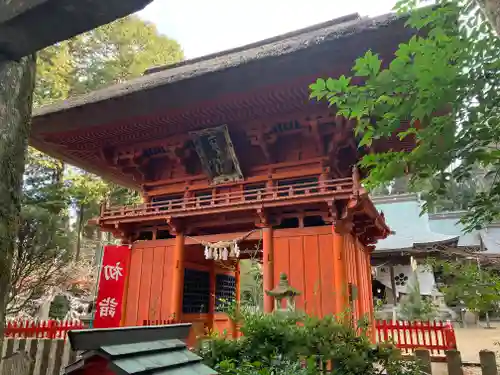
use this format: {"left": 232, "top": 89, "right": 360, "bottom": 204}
{"left": 375, "top": 320, "right": 457, "bottom": 356}
{"left": 4, "top": 319, "right": 85, "bottom": 339}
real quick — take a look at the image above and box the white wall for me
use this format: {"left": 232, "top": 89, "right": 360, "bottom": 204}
{"left": 374, "top": 264, "right": 436, "bottom": 297}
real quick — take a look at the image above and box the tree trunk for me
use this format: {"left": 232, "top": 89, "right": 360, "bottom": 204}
{"left": 477, "top": 0, "right": 500, "bottom": 36}
{"left": 75, "top": 204, "right": 85, "bottom": 261}
{"left": 0, "top": 55, "right": 36, "bottom": 348}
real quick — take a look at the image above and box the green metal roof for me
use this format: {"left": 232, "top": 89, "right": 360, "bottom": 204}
{"left": 372, "top": 194, "right": 500, "bottom": 255}
{"left": 372, "top": 194, "right": 459, "bottom": 252}
{"left": 100, "top": 339, "right": 187, "bottom": 357}
{"left": 428, "top": 211, "right": 480, "bottom": 247}
{"left": 109, "top": 341, "right": 206, "bottom": 375}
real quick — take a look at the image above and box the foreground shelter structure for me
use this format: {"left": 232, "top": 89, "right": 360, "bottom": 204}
{"left": 31, "top": 12, "right": 418, "bottom": 335}
{"left": 64, "top": 324, "right": 216, "bottom": 374}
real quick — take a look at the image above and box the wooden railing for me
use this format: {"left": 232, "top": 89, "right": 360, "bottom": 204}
{"left": 4, "top": 319, "right": 84, "bottom": 340}
{"left": 101, "top": 177, "right": 355, "bottom": 221}
{"left": 375, "top": 320, "right": 457, "bottom": 357}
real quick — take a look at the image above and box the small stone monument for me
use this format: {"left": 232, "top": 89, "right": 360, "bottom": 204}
{"left": 266, "top": 273, "right": 301, "bottom": 312}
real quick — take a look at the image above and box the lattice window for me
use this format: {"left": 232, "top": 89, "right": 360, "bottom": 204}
{"left": 215, "top": 274, "right": 236, "bottom": 312}
{"left": 183, "top": 269, "right": 210, "bottom": 314}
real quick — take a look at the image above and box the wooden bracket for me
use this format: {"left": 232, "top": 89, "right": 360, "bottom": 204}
{"left": 255, "top": 207, "right": 269, "bottom": 227}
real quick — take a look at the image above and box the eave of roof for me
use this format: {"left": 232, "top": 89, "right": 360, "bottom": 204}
{"left": 32, "top": 10, "right": 408, "bottom": 120}
{"left": 28, "top": 9, "right": 419, "bottom": 188}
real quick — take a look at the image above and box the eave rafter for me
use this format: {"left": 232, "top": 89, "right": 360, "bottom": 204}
{"left": 99, "top": 135, "right": 195, "bottom": 182}
{"left": 329, "top": 166, "right": 391, "bottom": 247}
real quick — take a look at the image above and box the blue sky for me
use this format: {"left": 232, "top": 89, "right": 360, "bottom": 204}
{"left": 138, "top": 0, "right": 397, "bottom": 59}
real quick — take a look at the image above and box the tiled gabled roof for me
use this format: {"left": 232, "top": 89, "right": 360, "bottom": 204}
{"left": 64, "top": 324, "right": 216, "bottom": 375}
{"left": 372, "top": 194, "right": 459, "bottom": 252}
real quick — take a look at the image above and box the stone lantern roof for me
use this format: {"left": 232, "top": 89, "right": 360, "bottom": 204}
{"left": 266, "top": 273, "right": 301, "bottom": 298}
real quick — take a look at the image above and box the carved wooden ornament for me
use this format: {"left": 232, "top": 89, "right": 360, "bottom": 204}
{"left": 190, "top": 125, "right": 244, "bottom": 185}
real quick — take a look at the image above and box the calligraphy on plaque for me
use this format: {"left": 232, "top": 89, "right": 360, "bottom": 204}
{"left": 190, "top": 125, "right": 244, "bottom": 185}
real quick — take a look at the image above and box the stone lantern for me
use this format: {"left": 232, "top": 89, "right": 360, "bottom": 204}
{"left": 266, "top": 273, "right": 301, "bottom": 312}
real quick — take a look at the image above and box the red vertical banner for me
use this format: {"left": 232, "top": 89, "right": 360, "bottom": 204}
{"left": 93, "top": 245, "right": 131, "bottom": 328}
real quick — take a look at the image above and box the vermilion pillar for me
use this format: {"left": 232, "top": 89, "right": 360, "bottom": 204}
{"left": 233, "top": 260, "right": 241, "bottom": 338}
{"left": 366, "top": 251, "right": 376, "bottom": 342}
{"left": 354, "top": 245, "right": 364, "bottom": 320}
{"left": 263, "top": 227, "right": 275, "bottom": 313}
{"left": 209, "top": 260, "right": 216, "bottom": 330}
{"left": 171, "top": 231, "right": 185, "bottom": 321}
{"left": 332, "top": 227, "right": 348, "bottom": 316}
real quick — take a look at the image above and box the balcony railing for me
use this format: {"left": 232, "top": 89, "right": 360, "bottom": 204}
{"left": 99, "top": 177, "right": 356, "bottom": 222}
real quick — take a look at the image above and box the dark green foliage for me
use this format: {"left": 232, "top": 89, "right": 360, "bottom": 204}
{"left": 310, "top": 0, "right": 500, "bottom": 232}
{"left": 8, "top": 204, "right": 72, "bottom": 315}
{"left": 24, "top": 149, "right": 67, "bottom": 214}
{"left": 34, "top": 15, "right": 184, "bottom": 106}
{"left": 196, "top": 309, "right": 420, "bottom": 375}
{"left": 427, "top": 258, "right": 500, "bottom": 316}
{"left": 31, "top": 15, "right": 182, "bottom": 261}
{"left": 240, "top": 260, "right": 263, "bottom": 310}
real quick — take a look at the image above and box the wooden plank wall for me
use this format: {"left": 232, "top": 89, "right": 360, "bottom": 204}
{"left": 273, "top": 227, "right": 374, "bottom": 320}
{"left": 0, "top": 338, "right": 77, "bottom": 375}
{"left": 274, "top": 227, "right": 335, "bottom": 316}
{"left": 123, "top": 240, "right": 176, "bottom": 325}
{"left": 123, "top": 240, "right": 235, "bottom": 336}
{"left": 345, "top": 234, "right": 375, "bottom": 323}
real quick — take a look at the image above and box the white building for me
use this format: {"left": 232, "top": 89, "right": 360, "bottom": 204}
{"left": 371, "top": 193, "right": 500, "bottom": 320}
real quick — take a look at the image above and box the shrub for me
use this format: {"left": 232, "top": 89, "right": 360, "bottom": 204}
{"left": 196, "top": 309, "right": 421, "bottom": 375}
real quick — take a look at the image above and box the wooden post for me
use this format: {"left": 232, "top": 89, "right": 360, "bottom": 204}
{"left": 263, "top": 227, "right": 275, "bottom": 313}
{"left": 354, "top": 247, "right": 364, "bottom": 320}
{"left": 235, "top": 260, "right": 241, "bottom": 306}
{"left": 366, "top": 252, "right": 376, "bottom": 342}
{"left": 38, "top": 340, "right": 52, "bottom": 375}
{"left": 480, "top": 350, "right": 498, "bottom": 375}
{"left": 171, "top": 231, "right": 185, "bottom": 322}
{"left": 233, "top": 260, "right": 241, "bottom": 338}
{"left": 414, "top": 349, "right": 432, "bottom": 375}
{"left": 1, "top": 351, "right": 32, "bottom": 375}
{"left": 332, "top": 228, "right": 347, "bottom": 316}
{"left": 389, "top": 265, "right": 397, "bottom": 321}
{"left": 120, "top": 245, "right": 133, "bottom": 327}
{"left": 208, "top": 260, "right": 216, "bottom": 331}
{"left": 446, "top": 350, "right": 463, "bottom": 375}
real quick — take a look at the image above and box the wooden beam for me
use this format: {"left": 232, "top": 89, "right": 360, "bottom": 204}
{"left": 0, "top": 0, "right": 153, "bottom": 59}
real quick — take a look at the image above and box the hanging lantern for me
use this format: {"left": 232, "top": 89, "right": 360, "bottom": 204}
{"left": 222, "top": 247, "right": 229, "bottom": 261}
{"left": 234, "top": 242, "right": 240, "bottom": 258}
